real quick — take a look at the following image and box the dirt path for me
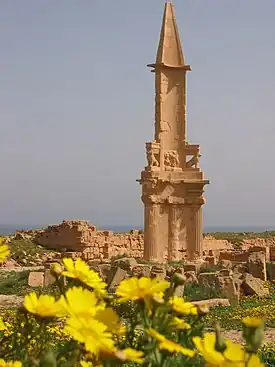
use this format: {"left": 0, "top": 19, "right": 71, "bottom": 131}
{"left": 223, "top": 328, "right": 275, "bottom": 345}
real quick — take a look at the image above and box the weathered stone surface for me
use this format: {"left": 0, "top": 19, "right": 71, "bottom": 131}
{"left": 198, "top": 272, "right": 219, "bottom": 288}
{"left": 174, "top": 285, "right": 184, "bottom": 297}
{"left": 184, "top": 263, "right": 202, "bottom": 274}
{"left": 138, "top": 2, "right": 209, "bottom": 264}
{"left": 218, "top": 276, "right": 239, "bottom": 305}
{"left": 205, "top": 256, "right": 217, "bottom": 266}
{"left": 97, "top": 264, "right": 111, "bottom": 280}
{"left": 107, "top": 267, "right": 127, "bottom": 290}
{"left": 241, "top": 273, "right": 269, "bottom": 297}
{"left": 151, "top": 265, "right": 166, "bottom": 280}
{"left": 232, "top": 263, "right": 248, "bottom": 275}
{"left": 131, "top": 265, "right": 151, "bottom": 278}
{"left": 247, "top": 251, "right": 266, "bottom": 281}
{"left": 219, "top": 269, "right": 233, "bottom": 277}
{"left": 184, "top": 271, "right": 198, "bottom": 284}
{"left": 267, "top": 262, "right": 275, "bottom": 281}
{"left": 219, "top": 259, "right": 233, "bottom": 269}
{"left": 113, "top": 257, "right": 138, "bottom": 270}
{"left": 192, "top": 298, "right": 230, "bottom": 309}
{"left": 28, "top": 271, "right": 44, "bottom": 287}
{"left": 43, "top": 269, "right": 56, "bottom": 287}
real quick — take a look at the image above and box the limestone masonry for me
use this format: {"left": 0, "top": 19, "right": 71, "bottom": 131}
{"left": 25, "top": 220, "right": 275, "bottom": 264}
{"left": 137, "top": 2, "right": 209, "bottom": 262}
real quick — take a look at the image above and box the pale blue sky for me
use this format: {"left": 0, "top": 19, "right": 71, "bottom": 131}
{"left": 1, "top": 0, "right": 275, "bottom": 228}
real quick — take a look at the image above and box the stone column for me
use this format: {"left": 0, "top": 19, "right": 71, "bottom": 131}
{"left": 186, "top": 198, "right": 205, "bottom": 260}
{"left": 168, "top": 204, "right": 180, "bottom": 261}
{"left": 144, "top": 203, "right": 160, "bottom": 262}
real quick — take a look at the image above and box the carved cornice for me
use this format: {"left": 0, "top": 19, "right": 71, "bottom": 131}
{"left": 185, "top": 197, "right": 206, "bottom": 206}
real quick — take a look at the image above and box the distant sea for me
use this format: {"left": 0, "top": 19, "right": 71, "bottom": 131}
{"left": 0, "top": 224, "right": 275, "bottom": 235}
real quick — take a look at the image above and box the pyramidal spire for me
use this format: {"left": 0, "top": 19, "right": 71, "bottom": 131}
{"left": 156, "top": 2, "right": 185, "bottom": 67}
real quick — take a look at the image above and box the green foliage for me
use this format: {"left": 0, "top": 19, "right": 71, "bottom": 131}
{"left": 259, "top": 344, "right": 275, "bottom": 367}
{"left": 199, "top": 265, "right": 222, "bottom": 274}
{"left": 0, "top": 270, "right": 31, "bottom": 295}
{"left": 184, "top": 282, "right": 224, "bottom": 302}
{"left": 205, "top": 283, "right": 275, "bottom": 330}
{"left": 167, "top": 261, "right": 185, "bottom": 268}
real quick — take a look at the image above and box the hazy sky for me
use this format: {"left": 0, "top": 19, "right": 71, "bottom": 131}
{"left": 1, "top": 0, "right": 275, "bottom": 228}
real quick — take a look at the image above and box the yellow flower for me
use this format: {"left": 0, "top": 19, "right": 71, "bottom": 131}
{"left": 24, "top": 292, "right": 62, "bottom": 318}
{"left": 95, "top": 308, "right": 126, "bottom": 336}
{"left": 116, "top": 276, "right": 170, "bottom": 303}
{"left": 80, "top": 362, "right": 93, "bottom": 367}
{"left": 246, "top": 354, "right": 265, "bottom": 367}
{"left": 148, "top": 328, "right": 195, "bottom": 357}
{"left": 0, "top": 317, "right": 6, "bottom": 331}
{"left": 65, "top": 316, "right": 115, "bottom": 356}
{"left": 242, "top": 317, "right": 264, "bottom": 329}
{"left": 193, "top": 332, "right": 245, "bottom": 366}
{"left": 115, "top": 348, "right": 144, "bottom": 364}
{"left": 169, "top": 316, "right": 191, "bottom": 330}
{"left": 0, "top": 360, "right": 22, "bottom": 367}
{"left": 62, "top": 258, "right": 107, "bottom": 296}
{"left": 58, "top": 287, "right": 104, "bottom": 318}
{"left": 169, "top": 296, "right": 198, "bottom": 315}
{"left": 0, "top": 242, "right": 10, "bottom": 263}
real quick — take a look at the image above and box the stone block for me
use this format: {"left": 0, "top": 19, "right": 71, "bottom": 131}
{"left": 267, "top": 262, "right": 275, "bottom": 281}
{"left": 151, "top": 264, "right": 166, "bottom": 280}
{"left": 218, "top": 269, "right": 233, "bottom": 277}
{"left": 28, "top": 272, "right": 44, "bottom": 287}
{"left": 185, "top": 271, "right": 198, "bottom": 284}
{"left": 205, "top": 256, "right": 217, "bottom": 266}
{"left": 183, "top": 262, "right": 202, "bottom": 274}
{"left": 247, "top": 251, "right": 266, "bottom": 281}
{"left": 193, "top": 298, "right": 230, "bottom": 309}
{"left": 113, "top": 257, "right": 138, "bottom": 270}
{"left": 174, "top": 285, "right": 184, "bottom": 297}
{"left": 218, "top": 276, "right": 239, "bottom": 305}
{"left": 219, "top": 259, "right": 233, "bottom": 269}
{"left": 107, "top": 266, "right": 127, "bottom": 290}
{"left": 270, "top": 247, "right": 275, "bottom": 262}
{"left": 241, "top": 273, "right": 269, "bottom": 297}
{"left": 98, "top": 264, "right": 112, "bottom": 280}
{"left": 131, "top": 265, "right": 151, "bottom": 278}
{"left": 43, "top": 269, "right": 56, "bottom": 287}
{"left": 198, "top": 272, "right": 219, "bottom": 288}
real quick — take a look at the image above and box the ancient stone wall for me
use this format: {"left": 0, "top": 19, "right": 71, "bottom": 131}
{"left": 34, "top": 221, "right": 144, "bottom": 260}
{"left": 16, "top": 220, "right": 275, "bottom": 262}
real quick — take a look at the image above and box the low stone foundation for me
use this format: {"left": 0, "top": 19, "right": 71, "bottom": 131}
{"left": 34, "top": 221, "right": 144, "bottom": 260}
{"left": 10, "top": 220, "right": 275, "bottom": 263}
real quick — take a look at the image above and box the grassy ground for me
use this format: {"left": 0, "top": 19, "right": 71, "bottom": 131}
{"left": 205, "top": 283, "right": 275, "bottom": 330}
{"left": 204, "top": 231, "right": 275, "bottom": 247}
{"left": 0, "top": 270, "right": 58, "bottom": 296}
{"left": 6, "top": 239, "right": 54, "bottom": 266}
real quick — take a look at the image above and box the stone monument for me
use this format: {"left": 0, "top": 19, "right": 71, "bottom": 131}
{"left": 137, "top": 2, "right": 210, "bottom": 263}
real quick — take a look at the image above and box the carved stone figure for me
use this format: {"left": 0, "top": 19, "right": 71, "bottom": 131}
{"left": 186, "top": 152, "right": 201, "bottom": 169}
{"left": 160, "top": 120, "right": 171, "bottom": 133}
{"left": 146, "top": 147, "right": 159, "bottom": 167}
{"left": 164, "top": 150, "right": 180, "bottom": 167}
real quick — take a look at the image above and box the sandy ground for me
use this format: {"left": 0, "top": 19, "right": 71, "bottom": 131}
{"left": 223, "top": 328, "right": 275, "bottom": 345}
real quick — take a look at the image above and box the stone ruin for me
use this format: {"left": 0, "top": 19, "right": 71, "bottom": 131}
{"left": 137, "top": 2, "right": 209, "bottom": 263}
{"left": 33, "top": 220, "right": 144, "bottom": 260}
